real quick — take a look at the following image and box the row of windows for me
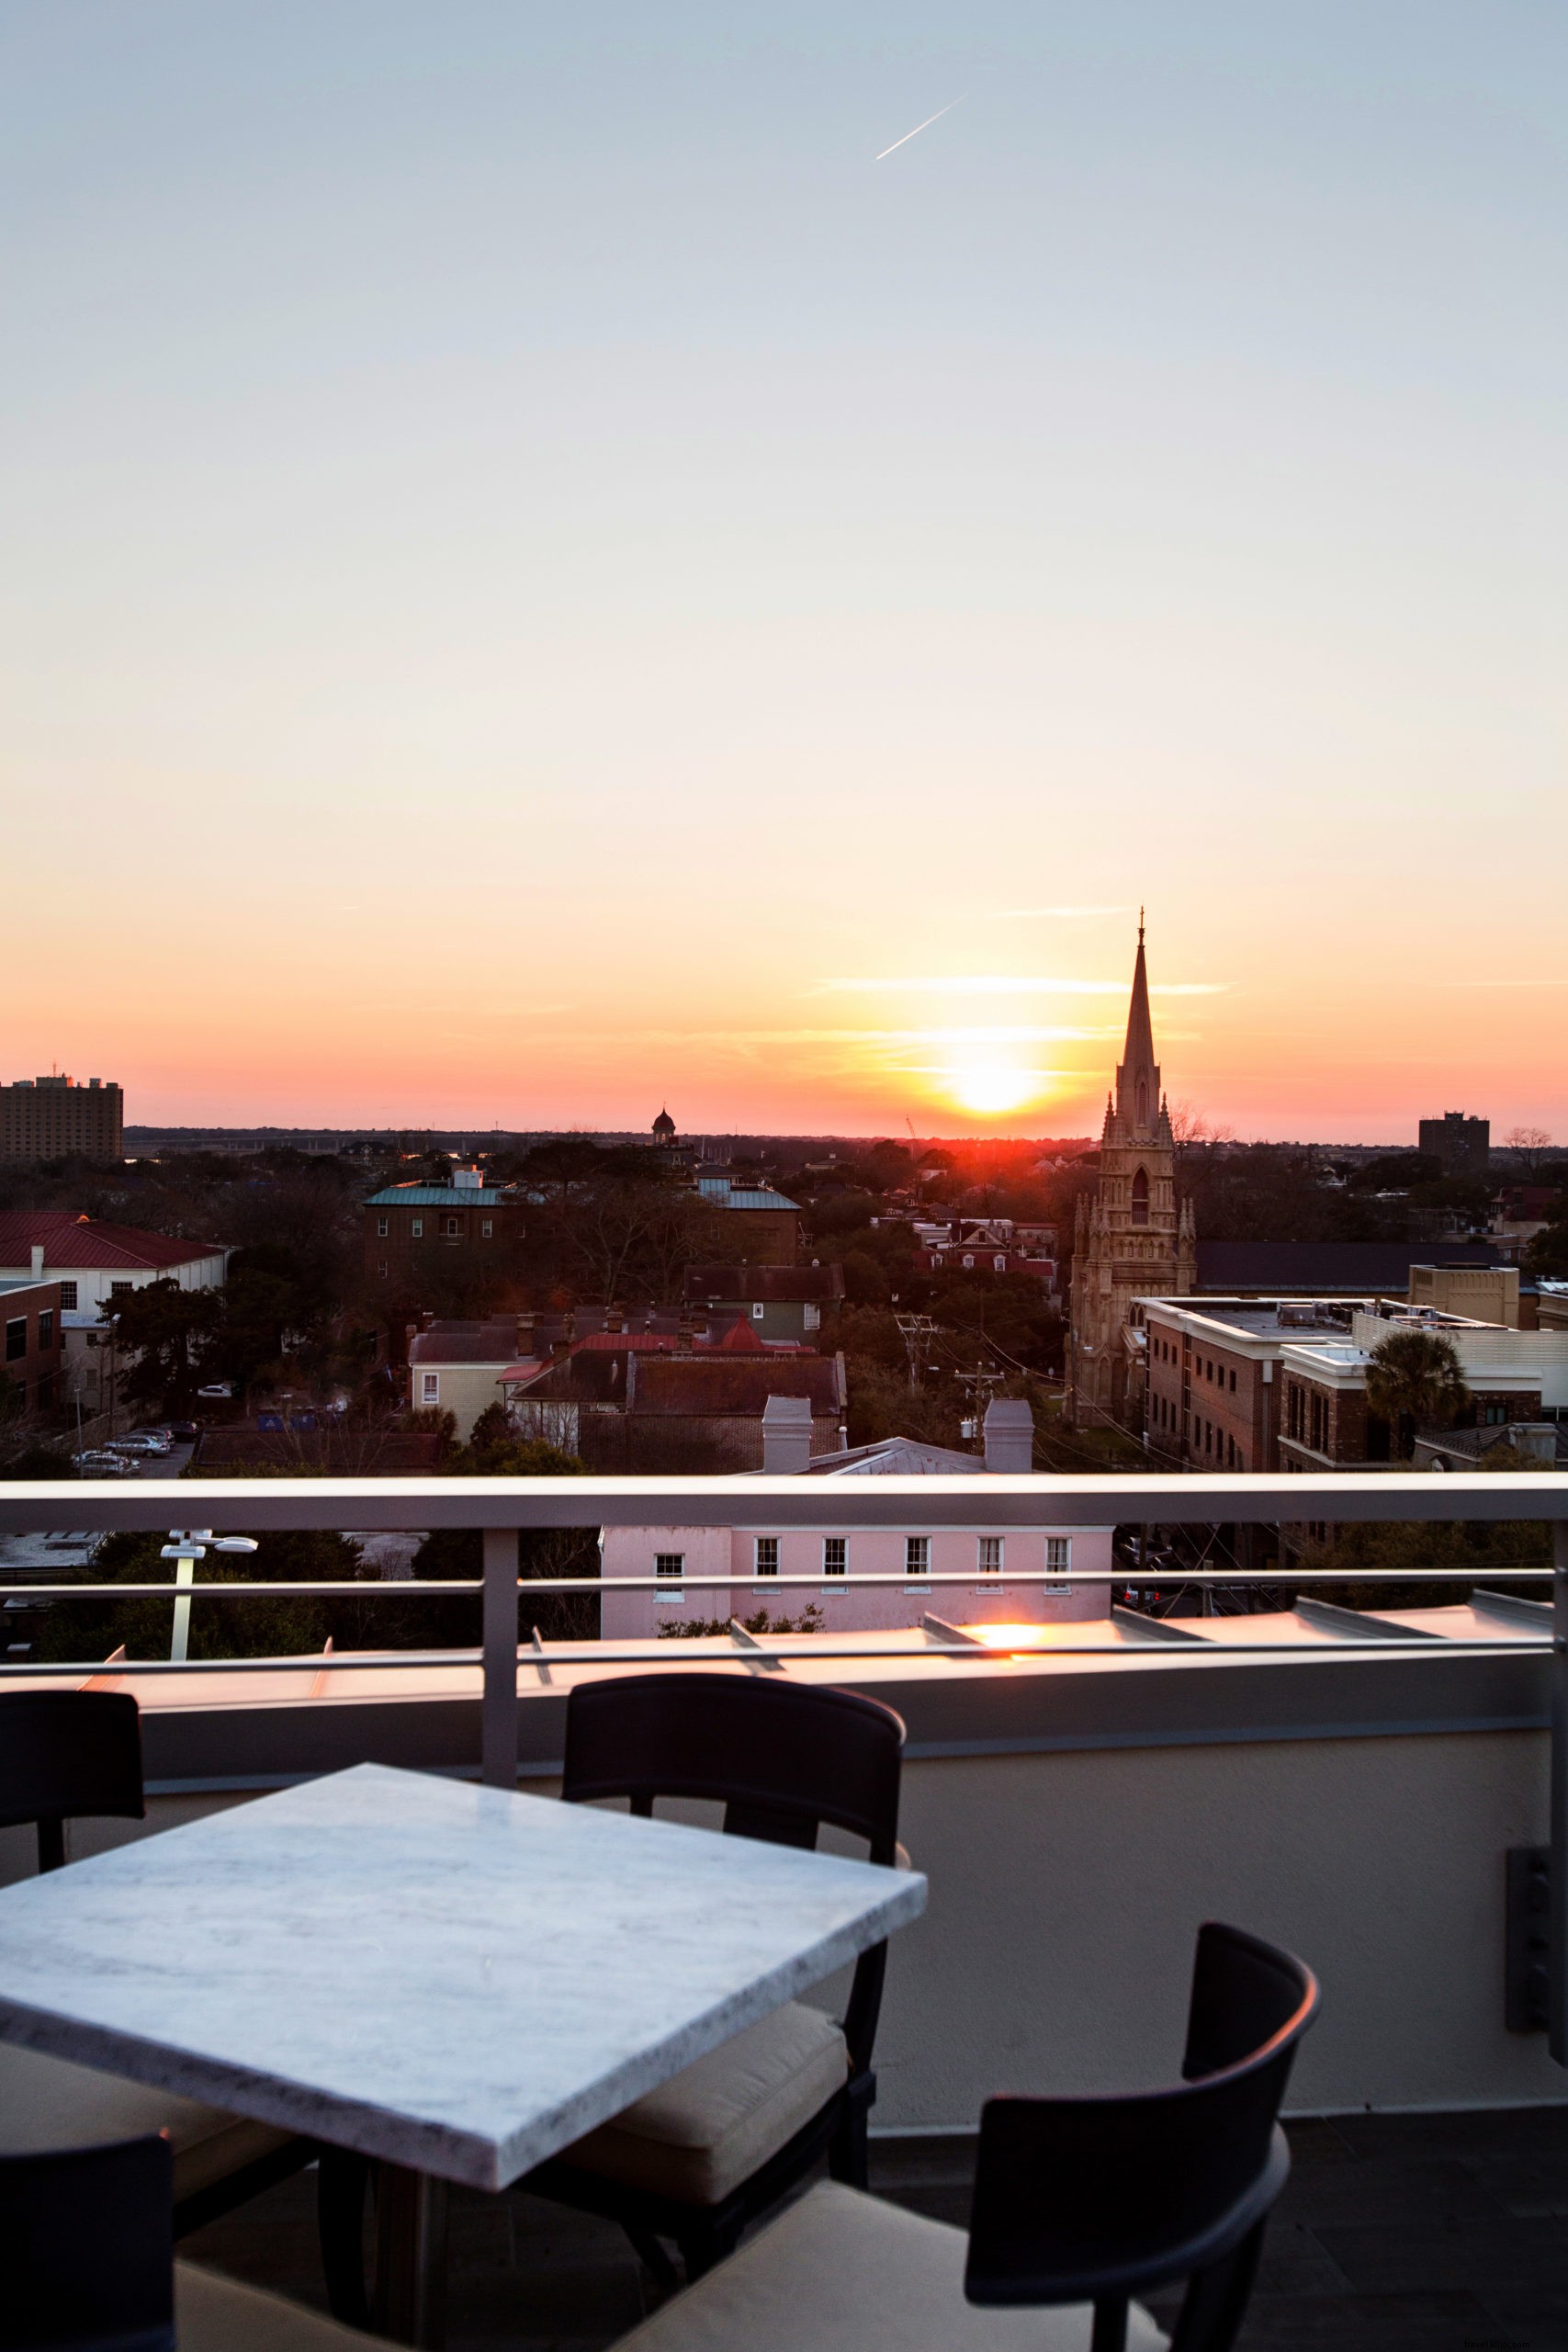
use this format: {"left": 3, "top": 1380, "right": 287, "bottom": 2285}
{"left": 376, "top": 1216, "right": 495, "bottom": 1240}
{"left": 1150, "top": 1388, "right": 1247, "bottom": 1468}
{"left": 1150, "top": 1335, "right": 1238, "bottom": 1396}
{"left": 6, "top": 1310, "right": 61, "bottom": 1358}
{"left": 653, "top": 1536, "right": 1073, "bottom": 1580}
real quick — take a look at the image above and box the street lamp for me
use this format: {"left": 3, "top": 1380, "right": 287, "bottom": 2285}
{"left": 159, "top": 1528, "right": 259, "bottom": 1663}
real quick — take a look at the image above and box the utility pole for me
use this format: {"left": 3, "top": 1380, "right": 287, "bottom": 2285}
{"left": 894, "top": 1313, "right": 939, "bottom": 1395}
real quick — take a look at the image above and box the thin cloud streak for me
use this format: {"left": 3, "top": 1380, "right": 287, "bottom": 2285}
{"left": 817, "top": 977, "right": 1230, "bottom": 998}
{"left": 993, "top": 905, "right": 1132, "bottom": 920}
{"left": 874, "top": 95, "right": 967, "bottom": 161}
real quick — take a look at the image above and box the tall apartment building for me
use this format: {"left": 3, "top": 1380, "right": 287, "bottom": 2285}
{"left": 0, "top": 1075, "right": 123, "bottom": 1163}
{"left": 1418, "top": 1111, "right": 1489, "bottom": 1174}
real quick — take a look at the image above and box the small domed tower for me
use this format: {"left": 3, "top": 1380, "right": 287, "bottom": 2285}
{"left": 652, "top": 1107, "right": 677, "bottom": 1145}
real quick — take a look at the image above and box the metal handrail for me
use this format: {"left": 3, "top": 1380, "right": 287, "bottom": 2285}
{"left": 0, "top": 1634, "right": 1549, "bottom": 1676}
{"left": 1, "top": 1566, "right": 1551, "bottom": 1600}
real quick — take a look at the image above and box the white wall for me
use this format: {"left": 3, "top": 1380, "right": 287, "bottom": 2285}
{"left": 601, "top": 1522, "right": 1113, "bottom": 1638}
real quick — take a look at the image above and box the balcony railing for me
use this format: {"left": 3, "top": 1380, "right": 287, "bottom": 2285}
{"left": 3, "top": 1466, "right": 1566, "bottom": 2062}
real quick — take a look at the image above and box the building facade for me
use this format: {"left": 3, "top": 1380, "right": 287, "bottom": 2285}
{"left": 0, "top": 1076, "right": 123, "bottom": 1163}
{"left": 0, "top": 1214, "right": 228, "bottom": 1316}
{"left": 1067, "top": 923, "right": 1194, "bottom": 1426}
{"left": 0, "top": 1280, "right": 66, "bottom": 1424}
{"left": 363, "top": 1169, "right": 529, "bottom": 1330}
{"left": 1419, "top": 1112, "right": 1490, "bottom": 1174}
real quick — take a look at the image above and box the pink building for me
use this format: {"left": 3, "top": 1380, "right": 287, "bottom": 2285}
{"left": 599, "top": 1399, "right": 1113, "bottom": 1640}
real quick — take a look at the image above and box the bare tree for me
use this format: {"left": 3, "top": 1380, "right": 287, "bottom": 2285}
{"left": 1504, "top": 1125, "right": 1552, "bottom": 1177}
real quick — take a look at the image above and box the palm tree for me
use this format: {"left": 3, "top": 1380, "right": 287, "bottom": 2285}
{"left": 1365, "top": 1329, "right": 1469, "bottom": 1458}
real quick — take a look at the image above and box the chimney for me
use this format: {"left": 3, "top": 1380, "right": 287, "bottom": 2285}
{"left": 514, "top": 1310, "right": 536, "bottom": 1354}
{"left": 551, "top": 1324, "right": 573, "bottom": 1364}
{"left": 676, "top": 1312, "right": 694, "bottom": 1357}
{"left": 605, "top": 1302, "right": 625, "bottom": 1335}
{"left": 420, "top": 1309, "right": 435, "bottom": 1330}
{"left": 984, "top": 1397, "right": 1034, "bottom": 1474}
{"left": 761, "top": 1394, "right": 814, "bottom": 1475}
{"left": 561, "top": 1307, "right": 576, "bottom": 1343}
{"left": 30, "top": 1244, "right": 45, "bottom": 1279}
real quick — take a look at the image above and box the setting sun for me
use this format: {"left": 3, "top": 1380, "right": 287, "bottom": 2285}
{"left": 948, "top": 1064, "right": 1041, "bottom": 1117}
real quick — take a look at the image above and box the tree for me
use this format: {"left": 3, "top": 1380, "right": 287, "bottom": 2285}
{"left": 105, "top": 1282, "right": 222, "bottom": 1415}
{"left": 1364, "top": 1329, "right": 1468, "bottom": 1459}
{"left": 1504, "top": 1125, "right": 1552, "bottom": 1176}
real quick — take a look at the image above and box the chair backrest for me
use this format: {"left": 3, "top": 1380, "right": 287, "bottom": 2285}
{"left": 965, "top": 1920, "right": 1318, "bottom": 2342}
{"left": 562, "top": 1674, "right": 906, "bottom": 2075}
{"left": 0, "top": 1691, "right": 144, "bottom": 1873}
{"left": 561, "top": 1674, "right": 904, "bottom": 1862}
{"left": 0, "top": 2135, "right": 174, "bottom": 2352}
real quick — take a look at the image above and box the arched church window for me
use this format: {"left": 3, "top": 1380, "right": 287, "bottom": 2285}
{"left": 1131, "top": 1167, "right": 1150, "bottom": 1226}
{"left": 1136, "top": 1080, "right": 1148, "bottom": 1127}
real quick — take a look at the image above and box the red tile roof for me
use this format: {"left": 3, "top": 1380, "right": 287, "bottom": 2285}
{"left": 0, "top": 1212, "right": 227, "bottom": 1273}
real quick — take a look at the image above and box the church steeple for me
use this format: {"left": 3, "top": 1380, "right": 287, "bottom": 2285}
{"left": 1113, "top": 910, "right": 1160, "bottom": 1138}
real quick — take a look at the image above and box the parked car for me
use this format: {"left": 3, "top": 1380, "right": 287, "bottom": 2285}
{"left": 122, "top": 1429, "right": 174, "bottom": 1453}
{"left": 167, "top": 1419, "right": 199, "bottom": 1442}
{"left": 107, "top": 1436, "right": 165, "bottom": 1457}
{"left": 197, "top": 1383, "right": 233, "bottom": 1401}
{"left": 73, "top": 1450, "right": 140, "bottom": 1478}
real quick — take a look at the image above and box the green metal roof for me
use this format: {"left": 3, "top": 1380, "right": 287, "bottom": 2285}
{"left": 365, "top": 1185, "right": 516, "bottom": 1207}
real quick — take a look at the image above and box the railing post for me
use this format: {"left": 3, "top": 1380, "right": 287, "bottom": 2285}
{"left": 1552, "top": 1521, "right": 1568, "bottom": 2065}
{"left": 481, "top": 1529, "right": 520, "bottom": 1792}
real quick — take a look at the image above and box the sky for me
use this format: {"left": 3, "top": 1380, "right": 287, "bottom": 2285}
{"left": 2, "top": 3, "right": 1564, "bottom": 1142}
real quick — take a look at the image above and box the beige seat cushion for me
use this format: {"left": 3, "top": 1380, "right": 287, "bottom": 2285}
{"left": 0, "top": 2041, "right": 297, "bottom": 2205}
{"left": 176, "top": 2262, "right": 378, "bottom": 2348}
{"left": 564, "top": 2002, "right": 849, "bottom": 2207}
{"left": 610, "top": 2182, "right": 1169, "bottom": 2352}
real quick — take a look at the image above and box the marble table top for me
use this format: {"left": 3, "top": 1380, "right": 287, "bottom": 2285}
{"left": 0, "top": 1763, "right": 926, "bottom": 2189}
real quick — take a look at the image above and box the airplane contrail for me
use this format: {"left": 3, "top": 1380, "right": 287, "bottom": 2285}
{"left": 875, "top": 94, "right": 967, "bottom": 161}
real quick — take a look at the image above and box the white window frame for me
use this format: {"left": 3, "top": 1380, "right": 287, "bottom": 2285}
{"left": 1045, "top": 1537, "right": 1072, "bottom": 1590}
{"left": 977, "top": 1535, "right": 1003, "bottom": 1575}
{"left": 480, "top": 1219, "right": 493, "bottom": 1238}
{"left": 754, "top": 1535, "right": 780, "bottom": 1578}
{"left": 822, "top": 1535, "right": 847, "bottom": 1581}
{"left": 904, "top": 1534, "right": 931, "bottom": 1589}
{"left": 377, "top": 1261, "right": 389, "bottom": 1279}
{"left": 804, "top": 1302, "right": 821, "bottom": 1330}
{"left": 376, "top": 1217, "right": 389, "bottom": 1238}
{"left": 655, "top": 1551, "right": 685, "bottom": 1602}
{"left": 751, "top": 1302, "right": 766, "bottom": 1321}
{"left": 420, "top": 1373, "right": 439, "bottom": 1406}
{"left": 411, "top": 1218, "right": 423, "bottom": 1238}
{"left": 58, "top": 1282, "right": 78, "bottom": 1310}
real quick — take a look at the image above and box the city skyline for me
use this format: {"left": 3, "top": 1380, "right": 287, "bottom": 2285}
{"left": 6, "top": 6, "right": 1564, "bottom": 1139}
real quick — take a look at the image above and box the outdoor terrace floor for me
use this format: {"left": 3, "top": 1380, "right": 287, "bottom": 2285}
{"left": 181, "top": 2104, "right": 1568, "bottom": 2352}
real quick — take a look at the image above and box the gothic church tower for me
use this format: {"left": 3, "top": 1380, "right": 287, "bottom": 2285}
{"left": 1066, "top": 919, "right": 1194, "bottom": 1425}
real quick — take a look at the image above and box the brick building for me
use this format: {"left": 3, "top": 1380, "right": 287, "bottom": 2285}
{"left": 1, "top": 1075, "right": 123, "bottom": 1163}
{"left": 0, "top": 1279, "right": 66, "bottom": 1424}
{"left": 694, "top": 1173, "right": 801, "bottom": 1265}
{"left": 1419, "top": 1111, "right": 1490, "bottom": 1175}
{"left": 363, "top": 1169, "right": 529, "bottom": 1325}
{"left": 1142, "top": 1295, "right": 1568, "bottom": 1475}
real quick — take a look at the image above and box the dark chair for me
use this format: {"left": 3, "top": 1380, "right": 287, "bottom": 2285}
{"left": 0, "top": 1689, "right": 144, "bottom": 1874}
{"left": 0, "top": 2135, "right": 377, "bottom": 2351}
{"left": 533, "top": 1674, "right": 908, "bottom": 2281}
{"left": 0, "top": 1690, "right": 313, "bottom": 2243}
{"left": 597, "top": 1920, "right": 1319, "bottom": 2352}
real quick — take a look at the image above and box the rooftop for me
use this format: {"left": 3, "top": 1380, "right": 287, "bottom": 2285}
{"left": 0, "top": 1212, "right": 226, "bottom": 1272}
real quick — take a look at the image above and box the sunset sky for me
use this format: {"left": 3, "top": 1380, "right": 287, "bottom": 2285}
{"left": 5, "top": 5, "right": 1564, "bottom": 1141}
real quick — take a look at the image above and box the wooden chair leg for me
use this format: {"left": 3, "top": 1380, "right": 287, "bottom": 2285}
{"left": 317, "top": 2147, "right": 373, "bottom": 2329}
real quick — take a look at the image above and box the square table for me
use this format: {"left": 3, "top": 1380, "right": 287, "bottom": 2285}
{"left": 0, "top": 1762, "right": 927, "bottom": 2342}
